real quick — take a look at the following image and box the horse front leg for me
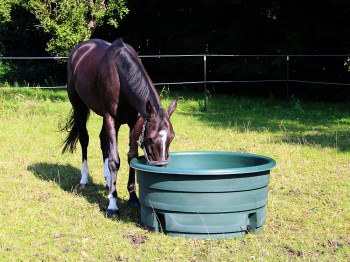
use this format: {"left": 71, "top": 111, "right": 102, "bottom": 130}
{"left": 79, "top": 126, "right": 89, "bottom": 187}
{"left": 104, "top": 114, "right": 120, "bottom": 218}
{"left": 100, "top": 120, "right": 110, "bottom": 190}
{"left": 127, "top": 117, "right": 143, "bottom": 208}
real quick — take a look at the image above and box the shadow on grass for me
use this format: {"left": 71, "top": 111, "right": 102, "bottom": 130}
{"left": 27, "top": 162, "right": 141, "bottom": 224}
{"left": 176, "top": 95, "right": 350, "bottom": 152}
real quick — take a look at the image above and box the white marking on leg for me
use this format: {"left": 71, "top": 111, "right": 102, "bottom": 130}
{"left": 103, "top": 158, "right": 110, "bottom": 188}
{"left": 107, "top": 194, "right": 118, "bottom": 211}
{"left": 159, "top": 130, "right": 167, "bottom": 160}
{"left": 80, "top": 159, "right": 89, "bottom": 185}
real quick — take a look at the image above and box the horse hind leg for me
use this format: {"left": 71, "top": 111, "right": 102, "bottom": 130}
{"left": 62, "top": 97, "right": 90, "bottom": 187}
{"left": 79, "top": 119, "right": 89, "bottom": 187}
{"left": 100, "top": 120, "right": 110, "bottom": 190}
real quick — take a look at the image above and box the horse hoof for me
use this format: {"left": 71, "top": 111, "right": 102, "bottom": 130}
{"left": 105, "top": 185, "right": 110, "bottom": 191}
{"left": 78, "top": 183, "right": 87, "bottom": 189}
{"left": 106, "top": 209, "right": 120, "bottom": 218}
{"left": 127, "top": 192, "right": 140, "bottom": 208}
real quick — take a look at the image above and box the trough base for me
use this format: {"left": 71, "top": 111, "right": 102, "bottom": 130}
{"left": 141, "top": 205, "right": 266, "bottom": 239}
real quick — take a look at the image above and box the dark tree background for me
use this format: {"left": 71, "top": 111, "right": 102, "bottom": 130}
{"left": 1, "top": 0, "right": 350, "bottom": 100}
{"left": 112, "top": 1, "right": 350, "bottom": 53}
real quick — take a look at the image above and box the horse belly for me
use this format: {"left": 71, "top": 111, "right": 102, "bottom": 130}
{"left": 70, "top": 65, "right": 102, "bottom": 114}
{"left": 116, "top": 101, "right": 138, "bottom": 124}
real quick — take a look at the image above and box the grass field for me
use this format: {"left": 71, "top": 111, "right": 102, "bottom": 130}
{"left": 0, "top": 88, "right": 349, "bottom": 261}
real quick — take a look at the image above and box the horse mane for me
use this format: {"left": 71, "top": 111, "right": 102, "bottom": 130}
{"left": 111, "top": 38, "right": 126, "bottom": 49}
{"left": 110, "top": 39, "right": 160, "bottom": 108}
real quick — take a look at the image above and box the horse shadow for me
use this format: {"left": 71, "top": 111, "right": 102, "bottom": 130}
{"left": 27, "top": 162, "right": 141, "bottom": 224}
{"left": 178, "top": 110, "right": 350, "bottom": 152}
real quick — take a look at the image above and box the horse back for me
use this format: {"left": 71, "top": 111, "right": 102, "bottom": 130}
{"left": 68, "top": 39, "right": 112, "bottom": 116}
{"left": 69, "top": 39, "right": 110, "bottom": 77}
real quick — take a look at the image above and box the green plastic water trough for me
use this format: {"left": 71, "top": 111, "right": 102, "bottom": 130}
{"left": 130, "top": 151, "right": 276, "bottom": 239}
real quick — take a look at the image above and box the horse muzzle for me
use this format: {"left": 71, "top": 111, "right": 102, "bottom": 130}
{"left": 141, "top": 141, "right": 170, "bottom": 167}
{"left": 145, "top": 157, "right": 170, "bottom": 166}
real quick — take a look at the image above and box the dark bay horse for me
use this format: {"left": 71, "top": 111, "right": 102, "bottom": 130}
{"left": 61, "top": 38, "right": 177, "bottom": 217}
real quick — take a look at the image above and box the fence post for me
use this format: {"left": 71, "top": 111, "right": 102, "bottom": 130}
{"left": 286, "top": 55, "right": 290, "bottom": 102}
{"left": 203, "top": 55, "right": 207, "bottom": 111}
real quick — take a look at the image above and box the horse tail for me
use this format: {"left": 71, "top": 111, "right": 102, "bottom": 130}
{"left": 61, "top": 107, "right": 90, "bottom": 154}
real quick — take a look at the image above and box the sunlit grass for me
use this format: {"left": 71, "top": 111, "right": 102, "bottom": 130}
{"left": 0, "top": 88, "right": 349, "bottom": 261}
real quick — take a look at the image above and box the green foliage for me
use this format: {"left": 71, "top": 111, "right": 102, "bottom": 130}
{"left": 290, "top": 95, "right": 304, "bottom": 114}
{"left": 0, "top": 1, "right": 128, "bottom": 56}
{"left": 26, "top": 0, "right": 129, "bottom": 55}
{"left": 27, "top": 0, "right": 91, "bottom": 55}
{"left": 0, "top": 61, "right": 10, "bottom": 79}
{"left": 159, "top": 85, "right": 171, "bottom": 99}
{"left": 0, "top": 0, "right": 129, "bottom": 85}
{"left": 0, "top": 0, "right": 21, "bottom": 24}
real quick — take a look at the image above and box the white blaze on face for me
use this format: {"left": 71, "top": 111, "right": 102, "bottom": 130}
{"left": 159, "top": 130, "right": 167, "bottom": 160}
{"left": 80, "top": 159, "right": 89, "bottom": 185}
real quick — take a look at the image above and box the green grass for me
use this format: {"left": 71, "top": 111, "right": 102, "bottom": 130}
{"left": 0, "top": 88, "right": 349, "bottom": 261}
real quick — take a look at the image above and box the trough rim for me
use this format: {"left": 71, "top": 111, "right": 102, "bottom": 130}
{"left": 130, "top": 151, "right": 276, "bottom": 175}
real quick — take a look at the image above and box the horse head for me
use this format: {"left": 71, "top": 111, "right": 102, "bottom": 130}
{"left": 139, "top": 99, "right": 177, "bottom": 166}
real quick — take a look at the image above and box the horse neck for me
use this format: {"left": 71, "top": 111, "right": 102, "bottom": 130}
{"left": 133, "top": 87, "right": 162, "bottom": 118}
{"left": 115, "top": 48, "right": 162, "bottom": 117}
{"left": 116, "top": 67, "right": 161, "bottom": 117}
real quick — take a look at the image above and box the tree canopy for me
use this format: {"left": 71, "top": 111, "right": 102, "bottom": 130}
{"left": 1, "top": 0, "right": 128, "bottom": 56}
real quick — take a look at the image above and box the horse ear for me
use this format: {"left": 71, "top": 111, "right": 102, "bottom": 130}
{"left": 167, "top": 99, "right": 177, "bottom": 117}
